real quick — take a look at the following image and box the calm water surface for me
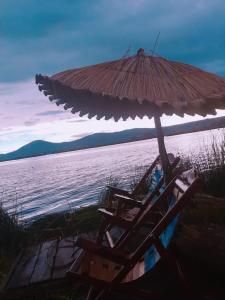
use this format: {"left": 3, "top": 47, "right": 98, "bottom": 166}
{"left": 0, "top": 130, "right": 219, "bottom": 223}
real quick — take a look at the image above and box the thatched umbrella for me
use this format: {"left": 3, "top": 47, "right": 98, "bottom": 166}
{"left": 36, "top": 48, "right": 225, "bottom": 182}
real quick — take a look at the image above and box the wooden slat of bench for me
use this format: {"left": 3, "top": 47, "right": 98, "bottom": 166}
{"left": 98, "top": 208, "right": 114, "bottom": 217}
{"left": 30, "top": 240, "right": 56, "bottom": 284}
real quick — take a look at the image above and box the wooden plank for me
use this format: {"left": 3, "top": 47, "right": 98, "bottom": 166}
{"left": 123, "top": 258, "right": 145, "bottom": 282}
{"left": 30, "top": 240, "right": 57, "bottom": 284}
{"left": 5, "top": 235, "right": 83, "bottom": 290}
{"left": 68, "top": 249, "right": 86, "bottom": 275}
{"left": 7, "top": 244, "right": 42, "bottom": 288}
{"left": 175, "top": 178, "right": 188, "bottom": 193}
{"left": 152, "top": 178, "right": 201, "bottom": 239}
{"left": 105, "top": 231, "right": 114, "bottom": 248}
{"left": 52, "top": 236, "right": 81, "bottom": 279}
{"left": 98, "top": 208, "right": 114, "bottom": 217}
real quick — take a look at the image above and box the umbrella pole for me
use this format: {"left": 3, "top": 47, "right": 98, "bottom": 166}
{"left": 154, "top": 114, "right": 170, "bottom": 183}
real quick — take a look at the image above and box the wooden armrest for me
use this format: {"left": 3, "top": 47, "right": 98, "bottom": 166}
{"left": 98, "top": 208, "right": 114, "bottom": 217}
{"left": 114, "top": 194, "right": 143, "bottom": 208}
{"left": 106, "top": 185, "right": 131, "bottom": 197}
{"left": 76, "top": 237, "right": 130, "bottom": 265}
{"left": 97, "top": 208, "right": 132, "bottom": 229}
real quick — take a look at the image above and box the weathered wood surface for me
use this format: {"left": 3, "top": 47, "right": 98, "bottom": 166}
{"left": 52, "top": 237, "right": 82, "bottom": 280}
{"left": 4, "top": 235, "right": 79, "bottom": 289}
{"left": 7, "top": 244, "right": 41, "bottom": 288}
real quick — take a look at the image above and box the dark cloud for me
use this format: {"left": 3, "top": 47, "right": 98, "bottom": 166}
{"left": 24, "top": 118, "right": 39, "bottom": 126}
{"left": 36, "top": 110, "right": 64, "bottom": 116}
{"left": 1, "top": 0, "right": 225, "bottom": 82}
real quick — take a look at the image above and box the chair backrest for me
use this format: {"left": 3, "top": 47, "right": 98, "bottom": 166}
{"left": 130, "top": 169, "right": 201, "bottom": 264}
{"left": 131, "top": 153, "right": 180, "bottom": 197}
{"left": 132, "top": 155, "right": 160, "bottom": 196}
{"left": 141, "top": 155, "right": 180, "bottom": 207}
{"left": 114, "top": 159, "right": 180, "bottom": 249}
{"left": 154, "top": 169, "right": 200, "bottom": 236}
{"left": 132, "top": 153, "right": 177, "bottom": 196}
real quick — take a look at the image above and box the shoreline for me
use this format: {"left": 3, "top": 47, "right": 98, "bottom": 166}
{"left": 1, "top": 120, "right": 225, "bottom": 163}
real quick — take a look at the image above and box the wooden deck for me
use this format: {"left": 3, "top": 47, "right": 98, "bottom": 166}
{"left": 3, "top": 235, "right": 82, "bottom": 290}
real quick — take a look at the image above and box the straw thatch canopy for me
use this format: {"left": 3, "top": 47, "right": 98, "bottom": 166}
{"left": 36, "top": 48, "right": 225, "bottom": 121}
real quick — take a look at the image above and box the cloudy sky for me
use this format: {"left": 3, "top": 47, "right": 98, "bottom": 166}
{"left": 1, "top": 0, "right": 225, "bottom": 153}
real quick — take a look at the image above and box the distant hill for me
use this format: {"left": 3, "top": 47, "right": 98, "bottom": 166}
{"left": 0, "top": 116, "right": 225, "bottom": 162}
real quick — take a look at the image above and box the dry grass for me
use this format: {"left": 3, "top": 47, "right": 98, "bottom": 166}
{"left": 181, "top": 130, "right": 225, "bottom": 197}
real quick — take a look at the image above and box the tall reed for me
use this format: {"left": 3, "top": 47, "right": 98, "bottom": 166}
{"left": 182, "top": 130, "right": 225, "bottom": 197}
{"left": 0, "top": 191, "right": 26, "bottom": 257}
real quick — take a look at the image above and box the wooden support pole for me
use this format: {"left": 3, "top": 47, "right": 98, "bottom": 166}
{"left": 154, "top": 114, "right": 171, "bottom": 183}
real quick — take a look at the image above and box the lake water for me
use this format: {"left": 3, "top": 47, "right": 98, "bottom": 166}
{"left": 0, "top": 129, "right": 221, "bottom": 223}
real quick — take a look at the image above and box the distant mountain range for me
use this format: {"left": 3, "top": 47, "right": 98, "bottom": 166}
{"left": 1, "top": 116, "right": 225, "bottom": 162}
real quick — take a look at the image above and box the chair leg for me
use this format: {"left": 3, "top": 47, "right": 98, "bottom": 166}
{"left": 85, "top": 284, "right": 114, "bottom": 300}
{"left": 86, "top": 286, "right": 95, "bottom": 300}
{"left": 97, "top": 219, "right": 108, "bottom": 244}
{"left": 92, "top": 288, "right": 110, "bottom": 300}
{"left": 153, "top": 237, "right": 192, "bottom": 296}
{"left": 174, "top": 258, "right": 190, "bottom": 290}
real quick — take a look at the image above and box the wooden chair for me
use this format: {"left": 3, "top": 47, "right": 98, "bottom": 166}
{"left": 67, "top": 170, "right": 201, "bottom": 300}
{"left": 96, "top": 156, "right": 180, "bottom": 245}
